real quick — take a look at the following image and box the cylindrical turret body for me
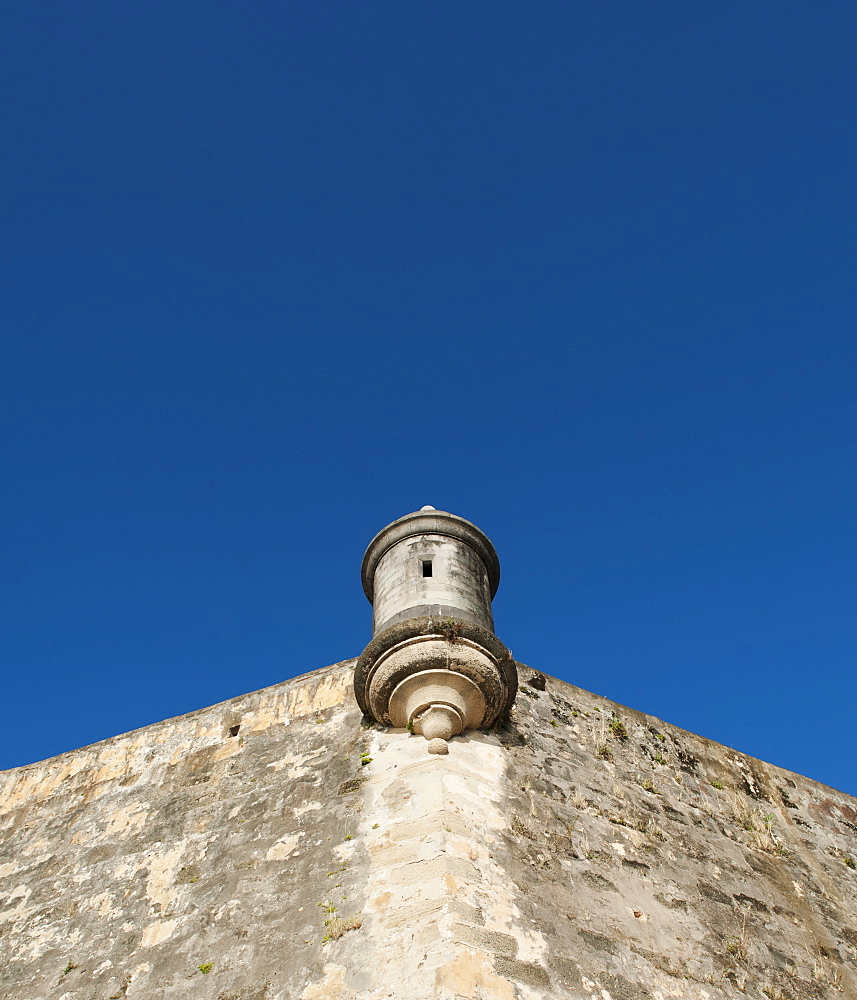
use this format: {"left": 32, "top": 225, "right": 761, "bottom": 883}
{"left": 362, "top": 509, "right": 500, "bottom": 635}
{"left": 354, "top": 507, "right": 517, "bottom": 752}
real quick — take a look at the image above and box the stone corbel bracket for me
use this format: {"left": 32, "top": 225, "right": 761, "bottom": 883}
{"left": 354, "top": 616, "right": 518, "bottom": 754}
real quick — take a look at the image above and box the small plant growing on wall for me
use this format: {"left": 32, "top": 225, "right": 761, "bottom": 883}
{"left": 608, "top": 716, "right": 628, "bottom": 741}
{"left": 436, "top": 617, "right": 464, "bottom": 642}
{"left": 322, "top": 914, "right": 363, "bottom": 943}
{"left": 724, "top": 937, "right": 747, "bottom": 962}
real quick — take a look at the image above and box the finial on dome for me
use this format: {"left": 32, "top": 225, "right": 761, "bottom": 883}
{"left": 420, "top": 505, "right": 436, "bottom": 511}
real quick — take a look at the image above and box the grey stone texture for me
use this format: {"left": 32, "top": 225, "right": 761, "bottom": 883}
{"left": 361, "top": 510, "right": 499, "bottom": 635}
{"left": 2, "top": 660, "right": 856, "bottom": 1000}
{"left": 353, "top": 614, "right": 517, "bottom": 730}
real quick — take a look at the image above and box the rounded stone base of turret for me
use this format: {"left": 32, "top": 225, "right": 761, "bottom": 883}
{"left": 354, "top": 616, "right": 517, "bottom": 751}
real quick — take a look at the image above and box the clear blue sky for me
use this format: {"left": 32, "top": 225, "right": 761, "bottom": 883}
{"left": 2, "top": 3, "right": 855, "bottom": 796}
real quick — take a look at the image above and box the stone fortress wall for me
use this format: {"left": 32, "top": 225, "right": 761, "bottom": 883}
{"left": 2, "top": 658, "right": 856, "bottom": 1000}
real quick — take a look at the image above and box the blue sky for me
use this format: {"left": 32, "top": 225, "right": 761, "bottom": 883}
{"left": 1, "top": 3, "right": 855, "bottom": 796}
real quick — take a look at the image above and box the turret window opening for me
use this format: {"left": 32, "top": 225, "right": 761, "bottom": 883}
{"left": 422, "top": 560, "right": 433, "bottom": 578}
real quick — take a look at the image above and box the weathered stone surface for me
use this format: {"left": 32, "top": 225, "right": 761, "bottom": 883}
{"left": 361, "top": 510, "right": 500, "bottom": 633}
{"left": 2, "top": 660, "right": 856, "bottom": 999}
{"left": 354, "top": 614, "right": 517, "bottom": 734}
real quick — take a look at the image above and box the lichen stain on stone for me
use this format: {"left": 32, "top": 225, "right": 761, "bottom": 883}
{"left": 265, "top": 833, "right": 302, "bottom": 860}
{"left": 435, "top": 951, "right": 517, "bottom": 1000}
{"left": 129, "top": 962, "right": 152, "bottom": 986}
{"left": 85, "top": 890, "right": 119, "bottom": 918}
{"left": 143, "top": 844, "right": 186, "bottom": 912}
{"left": 332, "top": 839, "right": 357, "bottom": 863}
{"left": 267, "top": 745, "right": 327, "bottom": 778}
{"left": 140, "top": 917, "right": 178, "bottom": 947}
{"left": 250, "top": 669, "right": 351, "bottom": 733}
{"left": 98, "top": 802, "right": 150, "bottom": 843}
{"left": 4, "top": 883, "right": 30, "bottom": 909}
{"left": 371, "top": 890, "right": 393, "bottom": 912}
{"left": 209, "top": 737, "right": 244, "bottom": 762}
{"left": 300, "top": 963, "right": 357, "bottom": 1000}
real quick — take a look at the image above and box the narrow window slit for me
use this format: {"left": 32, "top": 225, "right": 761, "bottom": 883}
{"left": 422, "top": 560, "right": 433, "bottom": 578}
{"left": 228, "top": 724, "right": 241, "bottom": 737}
